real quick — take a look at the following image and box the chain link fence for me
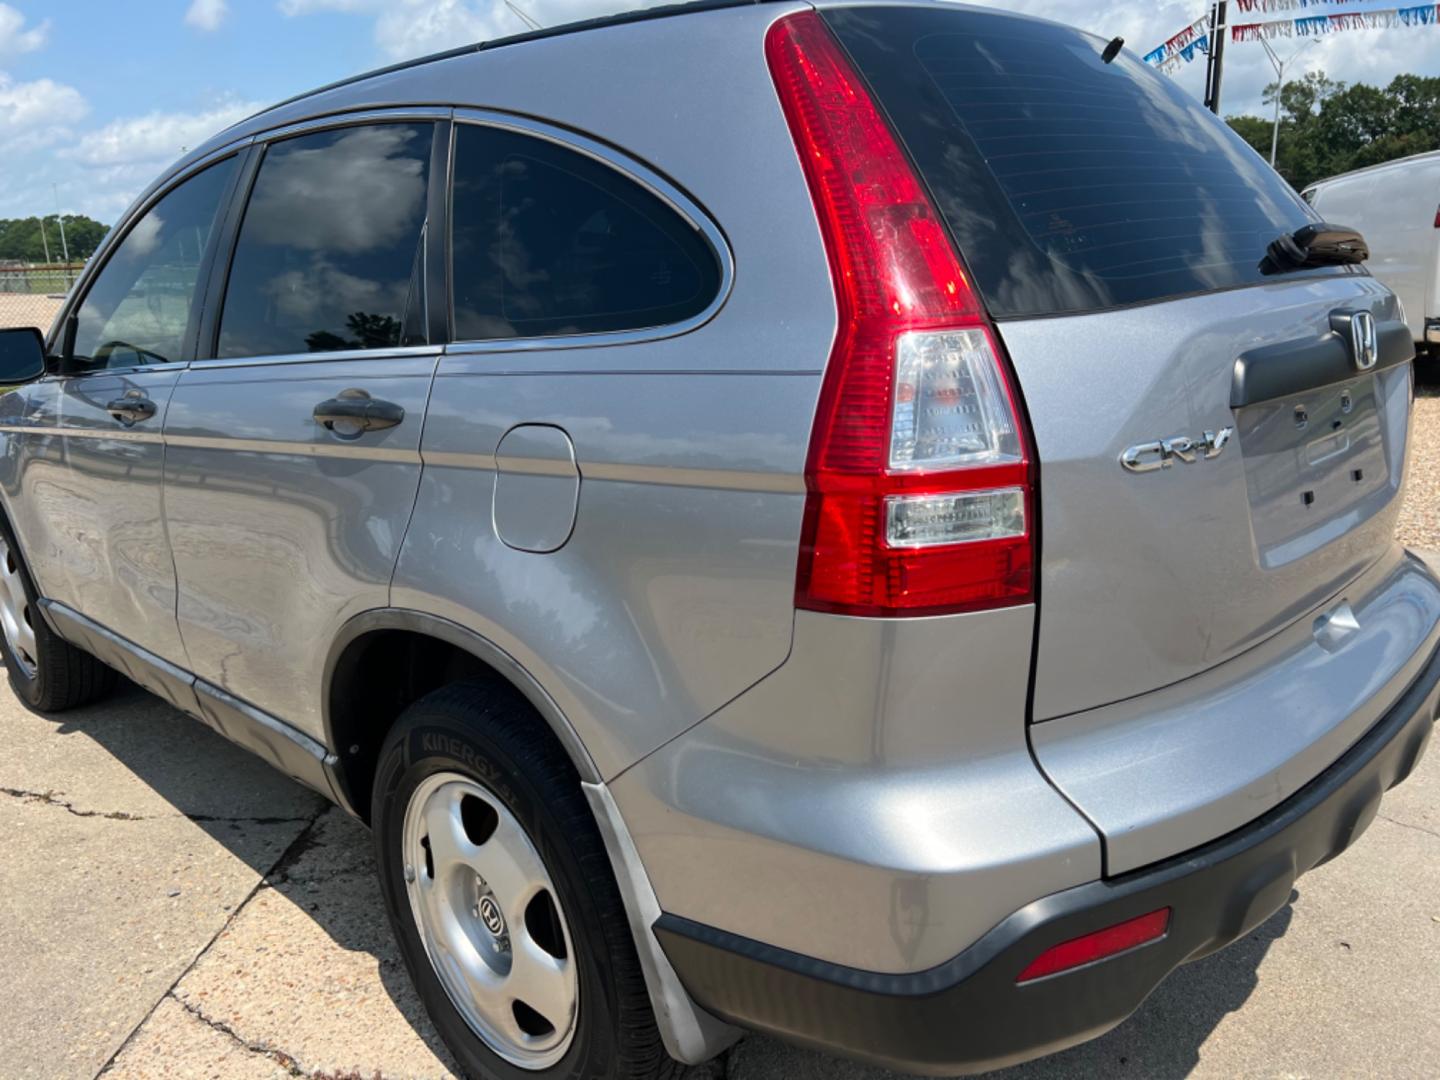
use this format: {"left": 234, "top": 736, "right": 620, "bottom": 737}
{"left": 0, "top": 264, "right": 77, "bottom": 333}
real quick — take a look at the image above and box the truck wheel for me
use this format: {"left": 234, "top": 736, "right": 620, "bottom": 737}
{"left": 371, "top": 679, "right": 683, "bottom": 1080}
{"left": 0, "top": 524, "right": 115, "bottom": 712}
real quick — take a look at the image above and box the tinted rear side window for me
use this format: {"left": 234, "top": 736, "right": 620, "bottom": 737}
{"left": 450, "top": 124, "right": 722, "bottom": 341}
{"left": 218, "top": 123, "right": 432, "bottom": 358}
{"left": 826, "top": 7, "right": 1339, "bottom": 318}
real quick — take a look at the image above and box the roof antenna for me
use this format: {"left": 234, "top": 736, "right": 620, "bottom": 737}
{"left": 1102, "top": 36, "right": 1124, "bottom": 64}
{"left": 505, "top": 0, "right": 544, "bottom": 31}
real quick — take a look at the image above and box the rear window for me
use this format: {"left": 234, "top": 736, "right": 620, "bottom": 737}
{"left": 825, "top": 6, "right": 1342, "bottom": 319}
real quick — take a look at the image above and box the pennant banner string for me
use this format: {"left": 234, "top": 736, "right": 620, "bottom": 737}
{"left": 1147, "top": 3, "right": 1439, "bottom": 65}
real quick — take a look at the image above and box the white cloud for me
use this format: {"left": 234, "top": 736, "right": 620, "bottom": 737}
{"left": 65, "top": 100, "right": 260, "bottom": 166}
{"left": 0, "top": 3, "right": 47, "bottom": 59}
{"left": 184, "top": 0, "right": 229, "bottom": 32}
{"left": 0, "top": 74, "right": 87, "bottom": 133}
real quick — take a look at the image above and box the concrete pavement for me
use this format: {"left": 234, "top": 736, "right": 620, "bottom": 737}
{"left": 1, "top": 624, "right": 1437, "bottom": 1078}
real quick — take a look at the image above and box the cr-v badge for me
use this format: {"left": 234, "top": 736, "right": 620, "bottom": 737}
{"left": 1121, "top": 427, "right": 1234, "bottom": 473}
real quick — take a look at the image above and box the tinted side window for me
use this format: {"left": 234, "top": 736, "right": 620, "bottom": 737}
{"left": 450, "top": 124, "right": 721, "bottom": 341}
{"left": 71, "top": 158, "right": 236, "bottom": 369}
{"left": 217, "top": 123, "right": 432, "bottom": 358}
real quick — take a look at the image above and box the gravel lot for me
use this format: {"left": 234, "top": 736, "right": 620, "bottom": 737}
{"left": 1397, "top": 377, "right": 1440, "bottom": 549}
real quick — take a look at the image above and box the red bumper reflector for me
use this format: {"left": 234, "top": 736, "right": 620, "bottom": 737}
{"left": 1016, "top": 908, "right": 1171, "bottom": 983}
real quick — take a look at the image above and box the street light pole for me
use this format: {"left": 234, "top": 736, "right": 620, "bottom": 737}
{"left": 53, "top": 185, "right": 70, "bottom": 266}
{"left": 1258, "top": 37, "right": 1317, "bottom": 167}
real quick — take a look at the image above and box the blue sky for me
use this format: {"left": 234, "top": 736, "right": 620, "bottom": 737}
{"left": 2, "top": 0, "right": 1438, "bottom": 224}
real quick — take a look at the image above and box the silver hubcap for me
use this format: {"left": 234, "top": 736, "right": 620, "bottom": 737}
{"left": 0, "top": 536, "right": 36, "bottom": 678}
{"left": 402, "top": 772, "right": 578, "bottom": 1069}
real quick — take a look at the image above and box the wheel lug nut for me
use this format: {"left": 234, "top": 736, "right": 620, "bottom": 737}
{"left": 404, "top": 864, "right": 415, "bottom": 883}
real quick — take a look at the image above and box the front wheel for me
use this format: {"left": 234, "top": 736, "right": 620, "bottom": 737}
{"left": 0, "top": 524, "right": 114, "bottom": 712}
{"left": 371, "top": 679, "right": 684, "bottom": 1080}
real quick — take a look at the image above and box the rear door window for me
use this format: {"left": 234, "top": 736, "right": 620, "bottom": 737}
{"left": 216, "top": 122, "right": 432, "bottom": 358}
{"left": 449, "top": 123, "right": 722, "bottom": 341}
{"left": 825, "top": 7, "right": 1341, "bottom": 318}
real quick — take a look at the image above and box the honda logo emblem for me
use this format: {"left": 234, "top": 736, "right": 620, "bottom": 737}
{"left": 1350, "top": 310, "right": 1377, "bottom": 371}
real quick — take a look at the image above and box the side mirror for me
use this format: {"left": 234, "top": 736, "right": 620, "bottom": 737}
{"left": 0, "top": 327, "right": 48, "bottom": 386}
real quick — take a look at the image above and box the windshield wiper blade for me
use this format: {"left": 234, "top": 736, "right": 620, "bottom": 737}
{"left": 1262, "top": 222, "right": 1369, "bottom": 274}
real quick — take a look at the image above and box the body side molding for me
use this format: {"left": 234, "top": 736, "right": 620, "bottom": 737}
{"left": 40, "top": 600, "right": 348, "bottom": 808}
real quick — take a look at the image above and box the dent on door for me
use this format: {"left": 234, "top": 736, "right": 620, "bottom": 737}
{"left": 13, "top": 369, "right": 190, "bottom": 666}
{"left": 492, "top": 424, "right": 580, "bottom": 554}
{"left": 163, "top": 357, "right": 434, "bottom": 737}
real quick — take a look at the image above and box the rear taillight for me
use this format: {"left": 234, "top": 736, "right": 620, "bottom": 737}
{"left": 766, "top": 11, "right": 1035, "bottom": 618}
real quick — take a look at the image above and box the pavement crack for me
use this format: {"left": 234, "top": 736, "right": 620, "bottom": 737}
{"left": 1378, "top": 812, "right": 1440, "bottom": 842}
{"left": 190, "top": 812, "right": 317, "bottom": 825}
{"left": 1, "top": 785, "right": 315, "bottom": 826}
{"left": 0, "top": 785, "right": 147, "bottom": 820}
{"left": 170, "top": 992, "right": 305, "bottom": 1076}
{"left": 94, "top": 803, "right": 330, "bottom": 1079}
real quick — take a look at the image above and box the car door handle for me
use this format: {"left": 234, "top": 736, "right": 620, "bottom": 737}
{"left": 106, "top": 393, "right": 157, "bottom": 426}
{"left": 313, "top": 389, "right": 405, "bottom": 433}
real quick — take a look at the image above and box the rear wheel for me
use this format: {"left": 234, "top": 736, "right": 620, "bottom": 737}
{"left": 371, "top": 679, "right": 684, "bottom": 1080}
{"left": 0, "top": 525, "right": 114, "bottom": 712}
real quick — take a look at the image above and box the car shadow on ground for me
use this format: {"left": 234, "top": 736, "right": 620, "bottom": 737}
{"left": 46, "top": 679, "right": 1294, "bottom": 1080}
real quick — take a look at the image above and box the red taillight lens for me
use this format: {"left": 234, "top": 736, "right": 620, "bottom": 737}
{"left": 767, "top": 12, "right": 1035, "bottom": 617}
{"left": 1016, "top": 908, "right": 1172, "bottom": 983}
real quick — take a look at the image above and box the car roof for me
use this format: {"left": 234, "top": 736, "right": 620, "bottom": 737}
{"left": 249, "top": 0, "right": 777, "bottom": 124}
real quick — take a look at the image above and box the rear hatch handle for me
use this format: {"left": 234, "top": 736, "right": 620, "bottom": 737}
{"left": 1231, "top": 308, "right": 1414, "bottom": 408}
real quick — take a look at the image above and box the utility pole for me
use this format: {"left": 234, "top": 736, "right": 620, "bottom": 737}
{"left": 1259, "top": 37, "right": 1317, "bottom": 167}
{"left": 53, "top": 185, "right": 70, "bottom": 266}
{"left": 38, "top": 215, "right": 50, "bottom": 266}
{"left": 1203, "top": 1, "right": 1229, "bottom": 115}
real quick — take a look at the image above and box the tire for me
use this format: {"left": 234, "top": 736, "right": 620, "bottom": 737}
{"left": 371, "top": 678, "right": 685, "bottom": 1080}
{"left": 0, "top": 518, "right": 115, "bottom": 712}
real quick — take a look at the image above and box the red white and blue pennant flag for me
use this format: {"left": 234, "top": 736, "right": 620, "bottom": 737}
{"left": 1145, "top": 2, "right": 1439, "bottom": 66}
{"left": 1235, "top": 4, "right": 1439, "bottom": 38}
{"left": 1142, "top": 15, "right": 1211, "bottom": 65}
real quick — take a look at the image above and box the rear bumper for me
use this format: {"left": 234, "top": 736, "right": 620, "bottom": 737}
{"left": 654, "top": 638, "right": 1440, "bottom": 1076}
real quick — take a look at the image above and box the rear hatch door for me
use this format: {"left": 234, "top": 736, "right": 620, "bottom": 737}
{"left": 827, "top": 4, "right": 1414, "bottom": 718}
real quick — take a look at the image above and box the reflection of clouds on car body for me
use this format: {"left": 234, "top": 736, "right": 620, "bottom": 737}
{"left": 124, "top": 213, "right": 165, "bottom": 259}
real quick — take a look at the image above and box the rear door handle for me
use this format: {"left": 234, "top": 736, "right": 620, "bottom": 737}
{"left": 313, "top": 388, "right": 405, "bottom": 433}
{"left": 106, "top": 392, "right": 157, "bottom": 426}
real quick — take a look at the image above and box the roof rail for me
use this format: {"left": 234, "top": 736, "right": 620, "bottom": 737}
{"left": 244, "top": 0, "right": 777, "bottom": 126}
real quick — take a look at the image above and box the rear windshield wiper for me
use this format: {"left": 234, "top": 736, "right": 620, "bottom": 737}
{"left": 1262, "top": 222, "right": 1369, "bottom": 274}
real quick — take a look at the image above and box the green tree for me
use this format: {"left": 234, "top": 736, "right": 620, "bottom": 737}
{"left": 1227, "top": 71, "right": 1440, "bottom": 192}
{"left": 0, "top": 214, "right": 111, "bottom": 262}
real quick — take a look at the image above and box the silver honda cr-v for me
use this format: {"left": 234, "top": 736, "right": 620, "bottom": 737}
{"left": 0, "top": 2, "right": 1433, "bottom": 1076}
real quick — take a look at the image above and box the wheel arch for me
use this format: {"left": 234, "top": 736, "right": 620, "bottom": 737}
{"left": 324, "top": 609, "right": 602, "bottom": 821}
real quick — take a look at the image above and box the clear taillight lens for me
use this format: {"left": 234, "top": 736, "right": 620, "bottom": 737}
{"left": 890, "top": 329, "right": 1022, "bottom": 470}
{"left": 886, "top": 488, "right": 1026, "bottom": 549}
